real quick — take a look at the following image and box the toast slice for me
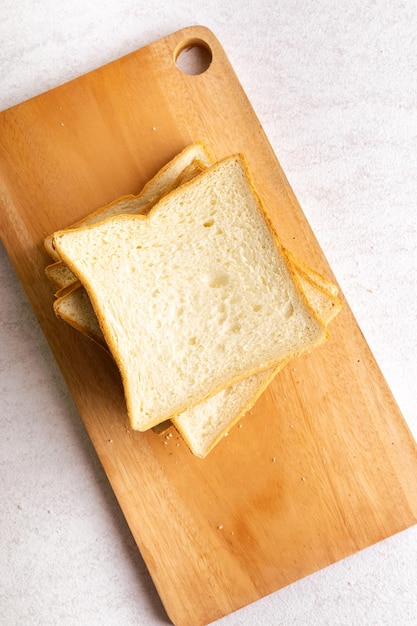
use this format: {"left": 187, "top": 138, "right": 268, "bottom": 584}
{"left": 52, "top": 154, "right": 328, "bottom": 431}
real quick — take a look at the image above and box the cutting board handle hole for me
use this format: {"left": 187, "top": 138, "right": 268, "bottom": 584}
{"left": 175, "top": 39, "right": 212, "bottom": 75}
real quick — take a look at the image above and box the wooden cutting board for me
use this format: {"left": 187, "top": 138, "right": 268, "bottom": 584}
{"left": 1, "top": 26, "right": 416, "bottom": 626}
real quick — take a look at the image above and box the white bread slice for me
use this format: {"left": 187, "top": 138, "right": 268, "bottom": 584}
{"left": 44, "top": 142, "right": 214, "bottom": 260}
{"left": 52, "top": 154, "right": 328, "bottom": 431}
{"left": 47, "top": 146, "right": 341, "bottom": 456}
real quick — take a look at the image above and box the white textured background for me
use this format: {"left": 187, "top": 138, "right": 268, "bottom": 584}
{"left": 1, "top": 1, "right": 416, "bottom": 624}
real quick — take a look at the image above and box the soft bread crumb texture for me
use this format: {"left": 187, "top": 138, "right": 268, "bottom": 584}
{"left": 53, "top": 155, "right": 327, "bottom": 431}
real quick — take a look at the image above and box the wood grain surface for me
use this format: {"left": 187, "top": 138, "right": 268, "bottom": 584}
{"left": 1, "top": 26, "right": 416, "bottom": 626}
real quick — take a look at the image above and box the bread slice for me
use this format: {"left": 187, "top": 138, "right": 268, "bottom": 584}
{"left": 44, "top": 142, "right": 214, "bottom": 260}
{"left": 52, "top": 154, "right": 328, "bottom": 431}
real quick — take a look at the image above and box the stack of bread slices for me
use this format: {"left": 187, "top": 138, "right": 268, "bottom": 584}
{"left": 45, "top": 143, "right": 342, "bottom": 457}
